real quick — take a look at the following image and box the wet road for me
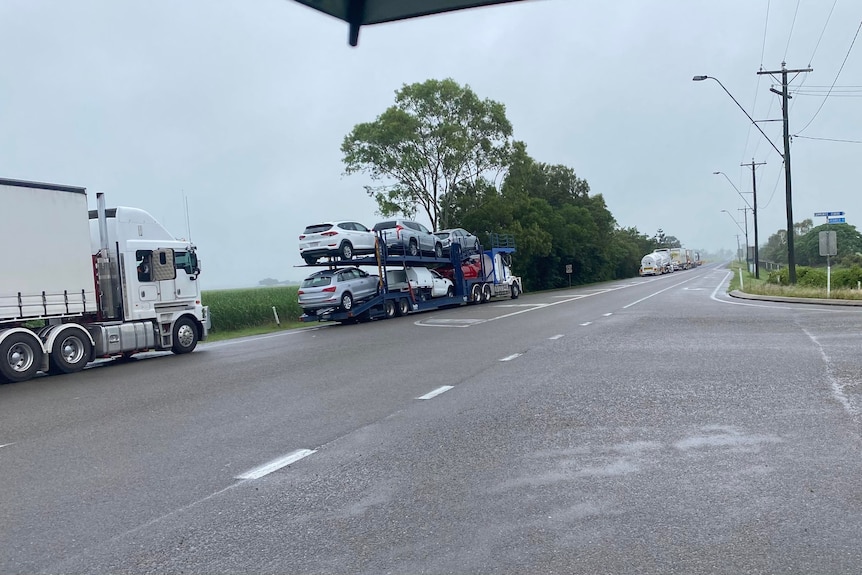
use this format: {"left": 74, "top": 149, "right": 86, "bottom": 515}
{"left": 2, "top": 264, "right": 861, "bottom": 574}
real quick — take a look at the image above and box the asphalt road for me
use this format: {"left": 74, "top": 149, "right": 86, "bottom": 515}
{"left": 2, "top": 264, "right": 861, "bottom": 574}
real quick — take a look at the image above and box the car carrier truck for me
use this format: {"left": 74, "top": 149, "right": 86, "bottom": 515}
{"left": 300, "top": 232, "right": 523, "bottom": 323}
{"left": 0, "top": 178, "right": 210, "bottom": 384}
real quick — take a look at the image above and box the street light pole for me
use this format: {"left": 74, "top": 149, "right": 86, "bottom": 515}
{"left": 713, "top": 170, "right": 758, "bottom": 275}
{"left": 721, "top": 209, "right": 746, "bottom": 262}
{"left": 738, "top": 206, "right": 750, "bottom": 267}
{"left": 742, "top": 159, "right": 765, "bottom": 279}
{"left": 695, "top": 72, "right": 809, "bottom": 282}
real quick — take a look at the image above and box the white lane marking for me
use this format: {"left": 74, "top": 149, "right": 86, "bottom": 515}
{"left": 801, "top": 327, "right": 858, "bottom": 419}
{"left": 603, "top": 313, "right": 613, "bottom": 317}
{"left": 417, "top": 385, "right": 454, "bottom": 400}
{"left": 0, "top": 442, "right": 15, "bottom": 449}
{"left": 205, "top": 326, "right": 327, "bottom": 348}
{"left": 580, "top": 322, "right": 592, "bottom": 326}
{"left": 235, "top": 449, "right": 317, "bottom": 480}
{"left": 499, "top": 353, "right": 522, "bottom": 362}
{"left": 622, "top": 275, "right": 702, "bottom": 309}
{"left": 414, "top": 318, "right": 484, "bottom": 328}
{"left": 494, "top": 303, "right": 547, "bottom": 307}
{"left": 549, "top": 334, "right": 565, "bottom": 340}
{"left": 551, "top": 294, "right": 589, "bottom": 299}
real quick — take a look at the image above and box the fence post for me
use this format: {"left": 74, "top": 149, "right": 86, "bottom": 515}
{"left": 272, "top": 306, "right": 281, "bottom": 326}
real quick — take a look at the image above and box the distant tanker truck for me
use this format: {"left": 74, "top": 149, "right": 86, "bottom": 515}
{"left": 0, "top": 178, "right": 210, "bottom": 384}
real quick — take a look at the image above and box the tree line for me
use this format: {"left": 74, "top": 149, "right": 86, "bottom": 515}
{"left": 340, "top": 78, "right": 667, "bottom": 291}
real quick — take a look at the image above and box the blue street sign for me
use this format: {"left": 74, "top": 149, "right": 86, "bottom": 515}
{"left": 828, "top": 217, "right": 846, "bottom": 224}
{"left": 814, "top": 212, "right": 827, "bottom": 216}
{"left": 827, "top": 211, "right": 845, "bottom": 217}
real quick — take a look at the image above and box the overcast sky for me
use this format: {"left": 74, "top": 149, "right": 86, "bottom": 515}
{"left": 2, "top": 0, "right": 860, "bottom": 288}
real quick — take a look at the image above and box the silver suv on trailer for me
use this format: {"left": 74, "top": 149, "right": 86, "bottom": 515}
{"left": 372, "top": 219, "right": 443, "bottom": 258}
{"left": 297, "top": 267, "right": 380, "bottom": 315}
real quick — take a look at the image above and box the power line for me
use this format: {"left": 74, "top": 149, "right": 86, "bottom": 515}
{"left": 760, "top": 0, "right": 771, "bottom": 69}
{"left": 784, "top": 0, "right": 801, "bottom": 62}
{"left": 760, "top": 163, "right": 785, "bottom": 210}
{"left": 808, "top": 0, "right": 839, "bottom": 66}
{"left": 796, "top": 19, "right": 862, "bottom": 134}
{"left": 793, "top": 134, "right": 862, "bottom": 143}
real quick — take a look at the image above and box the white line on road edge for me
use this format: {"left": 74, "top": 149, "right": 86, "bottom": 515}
{"left": 0, "top": 442, "right": 15, "bottom": 449}
{"left": 235, "top": 449, "right": 317, "bottom": 480}
{"left": 417, "top": 385, "right": 454, "bottom": 400}
{"left": 549, "top": 334, "right": 565, "bottom": 340}
{"left": 499, "top": 353, "right": 522, "bottom": 362}
{"left": 603, "top": 313, "right": 613, "bottom": 317}
{"left": 580, "top": 322, "right": 592, "bottom": 326}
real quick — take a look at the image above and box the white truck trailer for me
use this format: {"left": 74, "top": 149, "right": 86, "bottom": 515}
{"left": 0, "top": 178, "right": 210, "bottom": 384}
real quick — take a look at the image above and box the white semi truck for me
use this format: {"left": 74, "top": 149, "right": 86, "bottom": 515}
{"left": 0, "top": 178, "right": 210, "bottom": 384}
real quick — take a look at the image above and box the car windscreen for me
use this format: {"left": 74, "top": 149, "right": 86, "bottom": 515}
{"left": 372, "top": 221, "right": 397, "bottom": 231}
{"left": 301, "top": 276, "right": 332, "bottom": 288}
{"left": 304, "top": 224, "right": 333, "bottom": 234}
{"left": 434, "top": 232, "right": 448, "bottom": 239}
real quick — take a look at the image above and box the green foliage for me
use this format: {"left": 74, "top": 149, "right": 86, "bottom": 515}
{"left": 341, "top": 78, "right": 513, "bottom": 229}
{"left": 831, "top": 266, "right": 862, "bottom": 289}
{"left": 202, "top": 286, "right": 302, "bottom": 332}
{"left": 794, "top": 223, "right": 862, "bottom": 266}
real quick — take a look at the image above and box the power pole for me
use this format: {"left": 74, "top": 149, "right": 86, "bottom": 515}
{"left": 742, "top": 159, "right": 766, "bottom": 278}
{"left": 757, "top": 62, "right": 812, "bottom": 284}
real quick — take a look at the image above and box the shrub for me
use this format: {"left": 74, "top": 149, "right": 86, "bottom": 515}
{"left": 796, "top": 267, "right": 826, "bottom": 288}
{"left": 832, "top": 265, "right": 862, "bottom": 289}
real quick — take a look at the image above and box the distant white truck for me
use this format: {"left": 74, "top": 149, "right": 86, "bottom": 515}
{"left": 0, "top": 178, "right": 210, "bottom": 384}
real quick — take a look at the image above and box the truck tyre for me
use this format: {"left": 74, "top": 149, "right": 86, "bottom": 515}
{"left": 408, "top": 239, "right": 419, "bottom": 257}
{"left": 339, "top": 241, "right": 354, "bottom": 260}
{"left": 171, "top": 317, "right": 199, "bottom": 354}
{"left": 0, "top": 332, "right": 43, "bottom": 383}
{"left": 49, "top": 330, "right": 92, "bottom": 374}
{"left": 470, "top": 283, "right": 481, "bottom": 303}
{"left": 397, "top": 298, "right": 410, "bottom": 316}
{"left": 434, "top": 243, "right": 443, "bottom": 258}
{"left": 384, "top": 300, "right": 396, "bottom": 319}
{"left": 510, "top": 283, "right": 520, "bottom": 299}
{"left": 340, "top": 292, "right": 354, "bottom": 311}
{"left": 481, "top": 283, "right": 492, "bottom": 303}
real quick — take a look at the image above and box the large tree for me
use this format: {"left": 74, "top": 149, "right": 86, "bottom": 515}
{"left": 341, "top": 78, "right": 513, "bottom": 230}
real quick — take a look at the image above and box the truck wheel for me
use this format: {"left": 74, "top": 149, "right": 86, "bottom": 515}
{"left": 397, "top": 298, "right": 410, "bottom": 316}
{"left": 470, "top": 283, "right": 482, "bottom": 303}
{"left": 339, "top": 241, "right": 354, "bottom": 260}
{"left": 171, "top": 317, "right": 199, "bottom": 354}
{"left": 0, "top": 332, "right": 43, "bottom": 383}
{"left": 341, "top": 292, "right": 354, "bottom": 311}
{"left": 49, "top": 331, "right": 92, "bottom": 374}
{"left": 384, "top": 300, "right": 396, "bottom": 319}
{"left": 408, "top": 239, "right": 419, "bottom": 257}
{"left": 481, "top": 283, "right": 492, "bottom": 303}
{"left": 510, "top": 283, "right": 521, "bottom": 299}
{"left": 434, "top": 243, "right": 443, "bottom": 258}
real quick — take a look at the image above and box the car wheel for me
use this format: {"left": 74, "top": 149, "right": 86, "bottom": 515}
{"left": 340, "top": 242, "right": 354, "bottom": 260}
{"left": 407, "top": 239, "right": 419, "bottom": 257}
{"left": 303, "top": 256, "right": 318, "bottom": 265}
{"left": 0, "top": 331, "right": 43, "bottom": 383}
{"left": 473, "top": 240, "right": 480, "bottom": 252}
{"left": 384, "top": 300, "right": 396, "bottom": 319}
{"left": 446, "top": 286, "right": 455, "bottom": 298}
{"left": 171, "top": 317, "right": 199, "bottom": 354}
{"left": 510, "top": 283, "right": 520, "bottom": 299}
{"left": 341, "top": 292, "right": 353, "bottom": 311}
{"left": 434, "top": 243, "right": 443, "bottom": 258}
{"left": 49, "top": 330, "right": 92, "bottom": 374}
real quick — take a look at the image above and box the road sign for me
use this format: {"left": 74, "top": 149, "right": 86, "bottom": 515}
{"left": 820, "top": 231, "right": 837, "bottom": 256}
{"left": 828, "top": 217, "right": 845, "bottom": 224}
{"left": 814, "top": 212, "right": 827, "bottom": 216}
{"left": 815, "top": 211, "right": 845, "bottom": 217}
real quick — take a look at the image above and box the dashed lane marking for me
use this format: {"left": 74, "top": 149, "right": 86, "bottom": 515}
{"left": 549, "top": 334, "right": 565, "bottom": 340}
{"left": 499, "top": 353, "right": 522, "bottom": 362}
{"left": 235, "top": 449, "right": 317, "bottom": 480}
{"left": 417, "top": 386, "right": 454, "bottom": 400}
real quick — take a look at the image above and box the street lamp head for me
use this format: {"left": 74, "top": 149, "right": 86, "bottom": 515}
{"left": 692, "top": 75, "right": 708, "bottom": 81}
{"left": 712, "top": 171, "right": 721, "bottom": 175}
